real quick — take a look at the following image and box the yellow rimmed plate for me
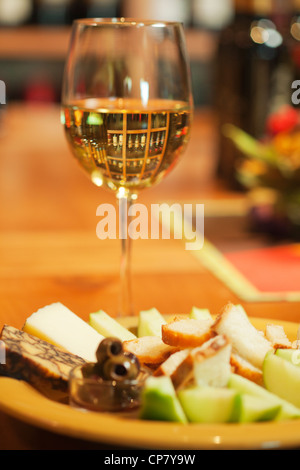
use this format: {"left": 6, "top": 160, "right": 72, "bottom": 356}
{"left": 0, "top": 316, "right": 299, "bottom": 450}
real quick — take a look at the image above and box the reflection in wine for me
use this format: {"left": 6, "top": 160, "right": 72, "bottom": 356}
{"left": 62, "top": 98, "right": 191, "bottom": 194}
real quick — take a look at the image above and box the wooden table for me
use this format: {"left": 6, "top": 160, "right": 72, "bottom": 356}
{"left": 0, "top": 102, "right": 299, "bottom": 450}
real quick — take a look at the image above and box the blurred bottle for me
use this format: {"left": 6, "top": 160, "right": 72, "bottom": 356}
{"left": 35, "top": 0, "right": 121, "bottom": 25}
{"left": 215, "top": 0, "right": 300, "bottom": 188}
{"left": 122, "top": 0, "right": 191, "bottom": 26}
{"left": 86, "top": 0, "right": 120, "bottom": 18}
{"left": 65, "top": 0, "right": 88, "bottom": 23}
{"left": 35, "top": 0, "right": 70, "bottom": 25}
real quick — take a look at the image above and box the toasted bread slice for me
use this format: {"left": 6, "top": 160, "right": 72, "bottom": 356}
{"left": 212, "top": 303, "right": 273, "bottom": 369}
{"left": 230, "top": 352, "right": 263, "bottom": 386}
{"left": 161, "top": 318, "right": 214, "bottom": 348}
{"left": 292, "top": 325, "right": 300, "bottom": 348}
{"left": 154, "top": 348, "right": 191, "bottom": 378}
{"left": 192, "top": 334, "right": 232, "bottom": 387}
{"left": 265, "top": 324, "right": 292, "bottom": 350}
{"left": 166, "top": 334, "right": 232, "bottom": 390}
{"left": 123, "top": 336, "right": 177, "bottom": 367}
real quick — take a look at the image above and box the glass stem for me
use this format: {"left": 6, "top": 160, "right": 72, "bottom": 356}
{"left": 118, "top": 191, "right": 134, "bottom": 316}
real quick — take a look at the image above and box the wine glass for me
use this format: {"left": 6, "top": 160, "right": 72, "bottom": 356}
{"left": 61, "top": 18, "right": 193, "bottom": 316}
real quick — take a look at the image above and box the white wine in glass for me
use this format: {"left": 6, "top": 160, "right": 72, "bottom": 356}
{"left": 61, "top": 18, "right": 193, "bottom": 316}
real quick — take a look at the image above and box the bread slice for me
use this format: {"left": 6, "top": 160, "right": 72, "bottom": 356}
{"left": 153, "top": 349, "right": 191, "bottom": 385}
{"left": 122, "top": 336, "right": 177, "bottom": 367}
{"left": 212, "top": 303, "right": 273, "bottom": 369}
{"left": 192, "top": 334, "right": 232, "bottom": 388}
{"left": 230, "top": 352, "right": 263, "bottom": 386}
{"left": 292, "top": 325, "right": 300, "bottom": 348}
{"left": 163, "top": 334, "right": 232, "bottom": 390}
{"left": 265, "top": 324, "right": 292, "bottom": 350}
{"left": 161, "top": 318, "right": 214, "bottom": 348}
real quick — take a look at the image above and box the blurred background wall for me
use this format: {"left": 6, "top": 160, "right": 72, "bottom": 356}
{"left": 0, "top": 0, "right": 234, "bottom": 106}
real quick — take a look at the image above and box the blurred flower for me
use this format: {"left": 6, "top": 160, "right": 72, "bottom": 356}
{"left": 224, "top": 105, "right": 300, "bottom": 238}
{"left": 266, "top": 105, "right": 299, "bottom": 136}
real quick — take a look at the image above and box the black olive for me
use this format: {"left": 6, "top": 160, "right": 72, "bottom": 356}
{"left": 96, "top": 337, "right": 123, "bottom": 364}
{"left": 81, "top": 362, "right": 97, "bottom": 378}
{"left": 101, "top": 353, "right": 140, "bottom": 381}
{"left": 123, "top": 351, "right": 140, "bottom": 378}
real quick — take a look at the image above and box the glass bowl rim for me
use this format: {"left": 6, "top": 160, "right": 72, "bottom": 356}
{"left": 69, "top": 363, "right": 147, "bottom": 387}
{"left": 73, "top": 17, "right": 183, "bottom": 28}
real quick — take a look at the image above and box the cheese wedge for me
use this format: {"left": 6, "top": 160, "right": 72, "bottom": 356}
{"left": 23, "top": 303, "right": 104, "bottom": 362}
